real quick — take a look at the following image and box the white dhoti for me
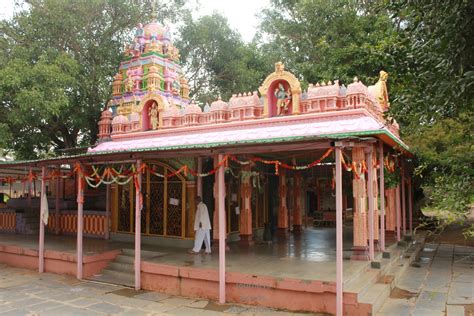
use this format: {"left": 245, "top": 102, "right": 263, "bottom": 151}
{"left": 192, "top": 228, "right": 211, "bottom": 253}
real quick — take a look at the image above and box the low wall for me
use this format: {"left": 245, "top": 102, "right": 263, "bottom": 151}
{"left": 141, "top": 261, "right": 370, "bottom": 315}
{"left": 0, "top": 243, "right": 120, "bottom": 278}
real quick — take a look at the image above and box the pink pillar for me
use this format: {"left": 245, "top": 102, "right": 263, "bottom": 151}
{"left": 197, "top": 157, "right": 203, "bottom": 197}
{"left": 135, "top": 160, "right": 142, "bottom": 290}
{"left": 277, "top": 169, "right": 288, "bottom": 236}
{"left": 39, "top": 167, "right": 46, "bottom": 273}
{"left": 76, "top": 167, "right": 84, "bottom": 279}
{"left": 105, "top": 184, "right": 110, "bottom": 240}
{"left": 395, "top": 184, "right": 401, "bottom": 242}
{"left": 378, "top": 143, "right": 385, "bottom": 252}
{"left": 239, "top": 165, "right": 253, "bottom": 246}
{"left": 408, "top": 177, "right": 413, "bottom": 235}
{"left": 335, "top": 147, "right": 343, "bottom": 316}
{"left": 217, "top": 154, "right": 226, "bottom": 304}
{"left": 55, "top": 165, "right": 60, "bottom": 234}
{"left": 401, "top": 164, "right": 406, "bottom": 236}
{"left": 351, "top": 147, "right": 368, "bottom": 259}
{"left": 27, "top": 167, "right": 32, "bottom": 209}
{"left": 366, "top": 150, "right": 375, "bottom": 261}
{"left": 293, "top": 173, "right": 303, "bottom": 232}
{"left": 212, "top": 156, "right": 226, "bottom": 243}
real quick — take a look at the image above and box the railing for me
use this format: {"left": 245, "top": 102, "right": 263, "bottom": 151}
{"left": 0, "top": 211, "right": 16, "bottom": 231}
{"left": 47, "top": 210, "right": 106, "bottom": 237}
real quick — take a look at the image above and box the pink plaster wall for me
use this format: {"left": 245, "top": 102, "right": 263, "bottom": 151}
{"left": 0, "top": 244, "right": 120, "bottom": 278}
{"left": 140, "top": 261, "right": 371, "bottom": 315}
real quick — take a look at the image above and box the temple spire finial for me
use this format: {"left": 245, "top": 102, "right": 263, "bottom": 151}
{"left": 151, "top": 0, "right": 158, "bottom": 22}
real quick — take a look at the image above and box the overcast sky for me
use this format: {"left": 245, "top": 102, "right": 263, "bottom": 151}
{"left": 0, "top": 0, "right": 270, "bottom": 42}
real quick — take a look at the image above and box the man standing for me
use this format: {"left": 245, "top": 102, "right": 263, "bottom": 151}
{"left": 188, "top": 196, "right": 211, "bottom": 254}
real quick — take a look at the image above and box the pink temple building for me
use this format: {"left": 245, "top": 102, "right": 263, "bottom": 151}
{"left": 0, "top": 19, "right": 416, "bottom": 316}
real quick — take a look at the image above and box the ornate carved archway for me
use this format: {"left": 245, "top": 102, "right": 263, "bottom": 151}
{"left": 136, "top": 92, "right": 168, "bottom": 131}
{"left": 258, "top": 62, "right": 302, "bottom": 117}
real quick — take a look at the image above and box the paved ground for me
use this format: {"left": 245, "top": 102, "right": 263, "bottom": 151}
{"left": 378, "top": 243, "right": 474, "bottom": 315}
{"left": 0, "top": 264, "right": 314, "bottom": 316}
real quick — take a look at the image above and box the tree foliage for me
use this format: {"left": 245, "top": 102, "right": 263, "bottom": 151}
{"left": 258, "top": 0, "right": 398, "bottom": 86}
{"left": 0, "top": 0, "right": 186, "bottom": 159}
{"left": 373, "top": 0, "right": 474, "bottom": 231}
{"left": 176, "top": 13, "right": 271, "bottom": 105}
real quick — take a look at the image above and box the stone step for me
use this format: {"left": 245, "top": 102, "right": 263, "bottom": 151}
{"left": 345, "top": 267, "right": 381, "bottom": 299}
{"left": 115, "top": 254, "right": 135, "bottom": 265}
{"left": 98, "top": 268, "right": 135, "bottom": 286}
{"left": 90, "top": 270, "right": 134, "bottom": 288}
{"left": 359, "top": 283, "right": 391, "bottom": 314}
{"left": 108, "top": 261, "right": 134, "bottom": 273}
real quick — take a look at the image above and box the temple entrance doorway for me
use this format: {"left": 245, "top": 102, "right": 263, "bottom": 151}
{"left": 114, "top": 161, "right": 187, "bottom": 238}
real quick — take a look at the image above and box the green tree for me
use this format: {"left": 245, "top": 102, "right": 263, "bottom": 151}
{"left": 0, "top": 0, "right": 187, "bottom": 159}
{"left": 258, "top": 0, "right": 398, "bottom": 86}
{"left": 371, "top": 0, "right": 474, "bottom": 234}
{"left": 176, "top": 13, "right": 271, "bottom": 105}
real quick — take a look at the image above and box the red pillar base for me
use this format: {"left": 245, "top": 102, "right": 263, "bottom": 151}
{"left": 374, "top": 240, "right": 381, "bottom": 252}
{"left": 351, "top": 246, "right": 370, "bottom": 261}
{"left": 212, "top": 239, "right": 230, "bottom": 251}
{"left": 292, "top": 225, "right": 303, "bottom": 234}
{"left": 238, "top": 234, "right": 254, "bottom": 247}
{"left": 385, "top": 231, "right": 396, "bottom": 243}
{"left": 276, "top": 228, "right": 289, "bottom": 239}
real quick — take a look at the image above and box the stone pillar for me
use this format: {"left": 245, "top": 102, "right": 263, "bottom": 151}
{"left": 351, "top": 147, "right": 369, "bottom": 260}
{"left": 239, "top": 165, "right": 253, "bottom": 246}
{"left": 293, "top": 173, "right": 303, "bottom": 233}
{"left": 212, "top": 156, "right": 227, "bottom": 248}
{"left": 277, "top": 168, "right": 288, "bottom": 237}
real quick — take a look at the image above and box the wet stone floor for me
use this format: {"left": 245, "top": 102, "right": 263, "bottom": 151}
{"left": 0, "top": 264, "right": 318, "bottom": 316}
{"left": 378, "top": 243, "right": 474, "bottom": 315}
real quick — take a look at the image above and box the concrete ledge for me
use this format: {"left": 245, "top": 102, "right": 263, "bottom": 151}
{"left": 0, "top": 243, "right": 120, "bottom": 278}
{"left": 140, "top": 260, "right": 370, "bottom": 315}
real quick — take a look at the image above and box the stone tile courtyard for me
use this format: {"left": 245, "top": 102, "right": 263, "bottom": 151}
{"left": 0, "top": 264, "right": 314, "bottom": 316}
{"left": 378, "top": 243, "right": 474, "bottom": 315}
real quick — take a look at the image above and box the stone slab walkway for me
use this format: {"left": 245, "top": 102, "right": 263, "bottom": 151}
{"left": 0, "top": 264, "right": 317, "bottom": 316}
{"left": 378, "top": 243, "right": 474, "bottom": 315}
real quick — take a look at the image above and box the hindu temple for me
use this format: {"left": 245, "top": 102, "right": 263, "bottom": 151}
{"left": 0, "top": 18, "right": 417, "bottom": 316}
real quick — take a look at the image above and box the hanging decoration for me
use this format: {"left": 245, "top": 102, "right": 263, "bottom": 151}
{"left": 229, "top": 148, "right": 334, "bottom": 174}
{"left": 0, "top": 147, "right": 399, "bottom": 189}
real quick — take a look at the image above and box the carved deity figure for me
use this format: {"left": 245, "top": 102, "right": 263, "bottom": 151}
{"left": 125, "top": 77, "right": 134, "bottom": 93}
{"left": 274, "top": 83, "right": 291, "bottom": 115}
{"left": 375, "top": 70, "right": 389, "bottom": 111}
{"left": 149, "top": 102, "right": 159, "bottom": 130}
{"left": 172, "top": 79, "right": 180, "bottom": 95}
{"left": 275, "top": 61, "right": 285, "bottom": 73}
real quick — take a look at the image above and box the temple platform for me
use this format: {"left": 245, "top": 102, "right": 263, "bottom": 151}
{"left": 0, "top": 228, "right": 423, "bottom": 315}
